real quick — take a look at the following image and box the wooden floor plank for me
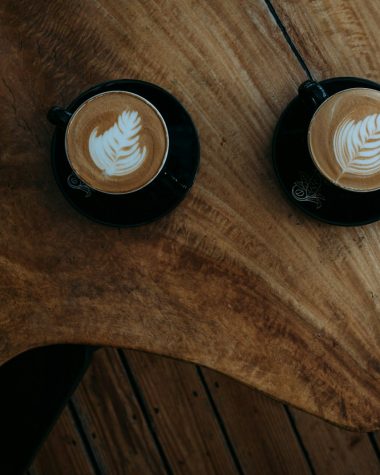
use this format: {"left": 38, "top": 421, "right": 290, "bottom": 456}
{"left": 28, "top": 405, "right": 96, "bottom": 475}
{"left": 201, "top": 368, "right": 311, "bottom": 475}
{"left": 372, "top": 433, "right": 380, "bottom": 459}
{"left": 29, "top": 349, "right": 380, "bottom": 474}
{"left": 291, "top": 409, "right": 380, "bottom": 475}
{"left": 124, "top": 350, "right": 239, "bottom": 475}
{"left": 270, "top": 0, "right": 380, "bottom": 80}
{"left": 71, "top": 348, "right": 166, "bottom": 475}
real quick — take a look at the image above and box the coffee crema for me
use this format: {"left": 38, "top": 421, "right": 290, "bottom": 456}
{"left": 308, "top": 88, "right": 380, "bottom": 192}
{"left": 66, "top": 91, "right": 169, "bottom": 194}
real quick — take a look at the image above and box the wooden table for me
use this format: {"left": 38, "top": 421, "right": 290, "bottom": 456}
{"left": 1, "top": 0, "right": 379, "bottom": 431}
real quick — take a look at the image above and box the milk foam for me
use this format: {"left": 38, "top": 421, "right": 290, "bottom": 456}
{"left": 89, "top": 110, "right": 147, "bottom": 176}
{"left": 66, "top": 90, "right": 169, "bottom": 194}
{"left": 334, "top": 113, "right": 380, "bottom": 176}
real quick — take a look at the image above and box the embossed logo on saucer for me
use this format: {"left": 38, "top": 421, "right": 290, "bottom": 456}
{"left": 291, "top": 172, "right": 324, "bottom": 209}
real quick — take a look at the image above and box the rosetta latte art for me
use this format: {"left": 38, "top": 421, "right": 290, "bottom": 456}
{"left": 333, "top": 113, "right": 380, "bottom": 176}
{"left": 89, "top": 110, "right": 147, "bottom": 176}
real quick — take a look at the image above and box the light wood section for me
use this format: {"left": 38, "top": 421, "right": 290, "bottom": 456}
{"left": 71, "top": 348, "right": 166, "bottom": 474}
{"left": 125, "top": 350, "right": 239, "bottom": 475}
{"left": 271, "top": 0, "right": 380, "bottom": 81}
{"left": 0, "top": 0, "right": 380, "bottom": 430}
{"left": 29, "top": 406, "right": 96, "bottom": 475}
{"left": 202, "top": 368, "right": 311, "bottom": 474}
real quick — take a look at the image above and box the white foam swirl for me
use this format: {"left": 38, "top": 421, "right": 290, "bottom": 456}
{"left": 89, "top": 110, "right": 147, "bottom": 176}
{"left": 333, "top": 113, "right": 380, "bottom": 176}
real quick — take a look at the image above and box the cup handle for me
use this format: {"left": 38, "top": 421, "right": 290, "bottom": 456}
{"left": 47, "top": 106, "right": 72, "bottom": 127}
{"left": 298, "top": 80, "right": 329, "bottom": 112}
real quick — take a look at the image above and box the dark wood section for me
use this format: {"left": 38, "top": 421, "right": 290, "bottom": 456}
{"left": 124, "top": 350, "right": 238, "bottom": 475}
{"left": 290, "top": 409, "right": 380, "bottom": 475}
{"left": 28, "top": 406, "right": 95, "bottom": 475}
{"left": 29, "top": 349, "right": 380, "bottom": 474}
{"left": 201, "top": 368, "right": 311, "bottom": 474}
{"left": 70, "top": 349, "right": 166, "bottom": 475}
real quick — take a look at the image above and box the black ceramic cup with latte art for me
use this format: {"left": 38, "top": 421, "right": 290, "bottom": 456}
{"left": 47, "top": 80, "right": 200, "bottom": 226}
{"left": 49, "top": 90, "right": 184, "bottom": 195}
{"left": 273, "top": 76, "right": 380, "bottom": 226}
{"left": 299, "top": 81, "right": 380, "bottom": 193}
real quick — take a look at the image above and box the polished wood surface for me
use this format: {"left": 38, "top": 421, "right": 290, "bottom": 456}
{"left": 1, "top": 0, "right": 380, "bottom": 430}
{"left": 30, "top": 348, "right": 380, "bottom": 474}
{"left": 272, "top": 0, "right": 380, "bottom": 81}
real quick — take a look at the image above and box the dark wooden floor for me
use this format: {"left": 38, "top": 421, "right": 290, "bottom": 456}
{"left": 26, "top": 347, "right": 380, "bottom": 475}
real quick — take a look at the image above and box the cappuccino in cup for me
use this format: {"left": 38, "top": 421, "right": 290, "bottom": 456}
{"left": 308, "top": 88, "right": 380, "bottom": 192}
{"left": 65, "top": 91, "right": 169, "bottom": 194}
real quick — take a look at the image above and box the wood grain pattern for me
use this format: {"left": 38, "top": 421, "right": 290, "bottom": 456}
{"left": 125, "top": 350, "right": 239, "bottom": 475}
{"left": 290, "top": 408, "right": 380, "bottom": 475}
{"left": 202, "top": 368, "right": 311, "bottom": 474}
{"left": 29, "top": 406, "right": 96, "bottom": 475}
{"left": 271, "top": 0, "right": 380, "bottom": 81}
{"left": 71, "top": 348, "right": 166, "bottom": 474}
{"left": 0, "top": 0, "right": 380, "bottom": 430}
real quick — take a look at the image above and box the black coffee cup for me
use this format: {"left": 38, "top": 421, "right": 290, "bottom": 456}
{"left": 48, "top": 97, "right": 187, "bottom": 197}
{"left": 47, "top": 80, "right": 200, "bottom": 227}
{"left": 272, "top": 76, "right": 380, "bottom": 226}
{"left": 298, "top": 80, "right": 380, "bottom": 194}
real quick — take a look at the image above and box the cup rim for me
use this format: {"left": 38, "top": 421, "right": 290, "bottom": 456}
{"left": 64, "top": 90, "right": 170, "bottom": 195}
{"left": 307, "top": 87, "right": 380, "bottom": 193}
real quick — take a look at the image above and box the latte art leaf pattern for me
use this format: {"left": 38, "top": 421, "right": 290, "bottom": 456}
{"left": 89, "top": 110, "right": 147, "bottom": 176}
{"left": 333, "top": 113, "right": 380, "bottom": 176}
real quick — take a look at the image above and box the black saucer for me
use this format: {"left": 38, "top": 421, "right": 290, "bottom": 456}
{"left": 272, "top": 77, "right": 380, "bottom": 226}
{"left": 51, "top": 80, "right": 200, "bottom": 227}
